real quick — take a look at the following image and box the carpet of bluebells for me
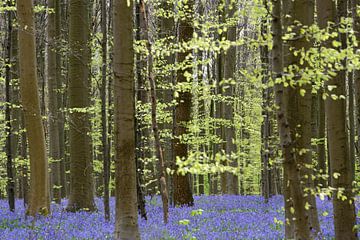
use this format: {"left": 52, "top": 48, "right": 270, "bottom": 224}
{"left": 0, "top": 195, "right": 357, "bottom": 239}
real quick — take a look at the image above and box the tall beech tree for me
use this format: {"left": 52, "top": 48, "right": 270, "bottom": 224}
{"left": 286, "top": 0, "right": 320, "bottom": 234}
{"left": 9, "top": 4, "right": 22, "bottom": 203}
{"left": 17, "top": 0, "right": 50, "bottom": 216}
{"left": 272, "top": 0, "right": 311, "bottom": 238}
{"left": 260, "top": 2, "right": 271, "bottom": 202}
{"left": 5, "top": 0, "right": 15, "bottom": 212}
{"left": 223, "top": 3, "right": 239, "bottom": 195}
{"left": 58, "top": 0, "right": 67, "bottom": 199}
{"left": 113, "top": 0, "right": 140, "bottom": 238}
{"left": 318, "top": 0, "right": 357, "bottom": 238}
{"left": 141, "top": 0, "right": 169, "bottom": 223}
{"left": 173, "top": 0, "right": 195, "bottom": 207}
{"left": 47, "top": 0, "right": 61, "bottom": 204}
{"left": 66, "top": 0, "right": 96, "bottom": 212}
{"left": 101, "top": 0, "right": 110, "bottom": 221}
{"left": 353, "top": 0, "right": 360, "bottom": 164}
{"left": 135, "top": 0, "right": 148, "bottom": 220}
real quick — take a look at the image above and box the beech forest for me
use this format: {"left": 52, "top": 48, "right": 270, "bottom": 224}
{"left": 0, "top": 0, "right": 360, "bottom": 239}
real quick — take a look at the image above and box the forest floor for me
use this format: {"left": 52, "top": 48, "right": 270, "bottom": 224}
{"left": 0, "top": 195, "right": 353, "bottom": 239}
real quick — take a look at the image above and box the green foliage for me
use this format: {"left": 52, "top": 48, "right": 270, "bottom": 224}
{"left": 2, "top": 0, "right": 360, "bottom": 199}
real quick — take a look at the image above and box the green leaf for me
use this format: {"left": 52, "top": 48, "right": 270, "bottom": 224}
{"left": 179, "top": 219, "right": 190, "bottom": 226}
{"left": 299, "top": 89, "right": 306, "bottom": 96}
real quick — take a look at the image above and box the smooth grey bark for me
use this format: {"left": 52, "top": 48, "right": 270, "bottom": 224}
{"left": 17, "top": 0, "right": 50, "bottom": 216}
{"left": 320, "top": 0, "right": 357, "bottom": 238}
{"left": 113, "top": 0, "right": 140, "bottom": 238}
{"left": 273, "top": 0, "right": 312, "bottom": 238}
{"left": 173, "top": 0, "right": 195, "bottom": 206}
{"left": 47, "top": 0, "right": 61, "bottom": 204}
{"left": 101, "top": 0, "right": 110, "bottom": 221}
{"left": 223, "top": 4, "right": 239, "bottom": 195}
{"left": 66, "top": 0, "right": 96, "bottom": 212}
{"left": 5, "top": 4, "right": 15, "bottom": 211}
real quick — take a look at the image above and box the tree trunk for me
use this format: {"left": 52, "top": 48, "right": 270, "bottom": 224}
{"left": 113, "top": 0, "right": 140, "bottom": 238}
{"left": 47, "top": 0, "right": 61, "bottom": 204}
{"left": 66, "top": 0, "right": 96, "bottom": 212}
{"left": 101, "top": 0, "right": 110, "bottom": 221}
{"left": 260, "top": 4, "right": 271, "bottom": 202}
{"left": 216, "top": 10, "right": 227, "bottom": 195}
{"left": 59, "top": 0, "right": 67, "bottom": 199}
{"left": 17, "top": 0, "right": 50, "bottom": 216}
{"left": 287, "top": 0, "right": 320, "bottom": 235}
{"left": 319, "top": 0, "right": 357, "bottom": 237}
{"left": 20, "top": 114, "right": 29, "bottom": 206}
{"left": 5, "top": 4, "right": 15, "bottom": 211}
{"left": 173, "top": 0, "right": 194, "bottom": 206}
{"left": 349, "top": 71, "right": 356, "bottom": 179}
{"left": 135, "top": 1, "right": 148, "bottom": 220}
{"left": 353, "top": 0, "right": 360, "bottom": 169}
{"left": 273, "top": 0, "right": 310, "bottom": 238}
{"left": 160, "top": 0, "right": 175, "bottom": 205}
{"left": 317, "top": 89, "right": 327, "bottom": 188}
{"left": 141, "top": 0, "right": 169, "bottom": 223}
{"left": 223, "top": 4, "right": 239, "bottom": 195}
{"left": 10, "top": 13, "right": 21, "bottom": 201}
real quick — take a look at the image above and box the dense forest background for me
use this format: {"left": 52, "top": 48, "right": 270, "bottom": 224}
{"left": 1, "top": 0, "right": 360, "bottom": 239}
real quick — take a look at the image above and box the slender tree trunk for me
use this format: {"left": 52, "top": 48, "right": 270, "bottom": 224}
{"left": 20, "top": 114, "right": 29, "bottom": 206}
{"left": 107, "top": 0, "right": 114, "bottom": 198}
{"left": 11, "top": 16, "right": 21, "bottom": 202}
{"left": 260, "top": 5, "right": 271, "bottom": 202}
{"left": 59, "top": 0, "right": 67, "bottom": 199}
{"left": 66, "top": 0, "right": 96, "bottom": 212}
{"left": 217, "top": 15, "right": 227, "bottom": 195}
{"left": 113, "top": 0, "right": 140, "bottom": 238}
{"left": 17, "top": 0, "right": 50, "bottom": 216}
{"left": 349, "top": 72, "right": 356, "bottom": 178}
{"left": 101, "top": 0, "right": 110, "bottom": 221}
{"left": 55, "top": 1, "right": 69, "bottom": 198}
{"left": 317, "top": 89, "right": 327, "bottom": 188}
{"left": 198, "top": 174, "right": 204, "bottom": 195}
{"left": 141, "top": 0, "right": 169, "bottom": 223}
{"left": 147, "top": 40, "right": 170, "bottom": 224}
{"left": 5, "top": 4, "right": 15, "bottom": 211}
{"left": 173, "top": 0, "right": 195, "bottom": 206}
{"left": 47, "top": 0, "right": 61, "bottom": 204}
{"left": 353, "top": 0, "right": 360, "bottom": 168}
{"left": 135, "top": 1, "right": 148, "bottom": 220}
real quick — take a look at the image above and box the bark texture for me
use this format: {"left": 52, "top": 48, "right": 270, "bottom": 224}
{"left": 66, "top": 0, "right": 96, "bottom": 212}
{"left": 173, "top": 0, "right": 195, "bottom": 206}
{"left": 319, "top": 0, "right": 358, "bottom": 238}
{"left": 101, "top": 0, "right": 110, "bottom": 221}
{"left": 223, "top": 4, "right": 239, "bottom": 195}
{"left": 113, "top": 0, "right": 141, "bottom": 238}
{"left": 141, "top": 0, "right": 169, "bottom": 223}
{"left": 5, "top": 2, "right": 15, "bottom": 212}
{"left": 287, "top": 0, "right": 320, "bottom": 235}
{"left": 47, "top": 0, "right": 61, "bottom": 204}
{"left": 17, "top": 0, "right": 50, "bottom": 216}
{"left": 273, "top": 0, "right": 311, "bottom": 238}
